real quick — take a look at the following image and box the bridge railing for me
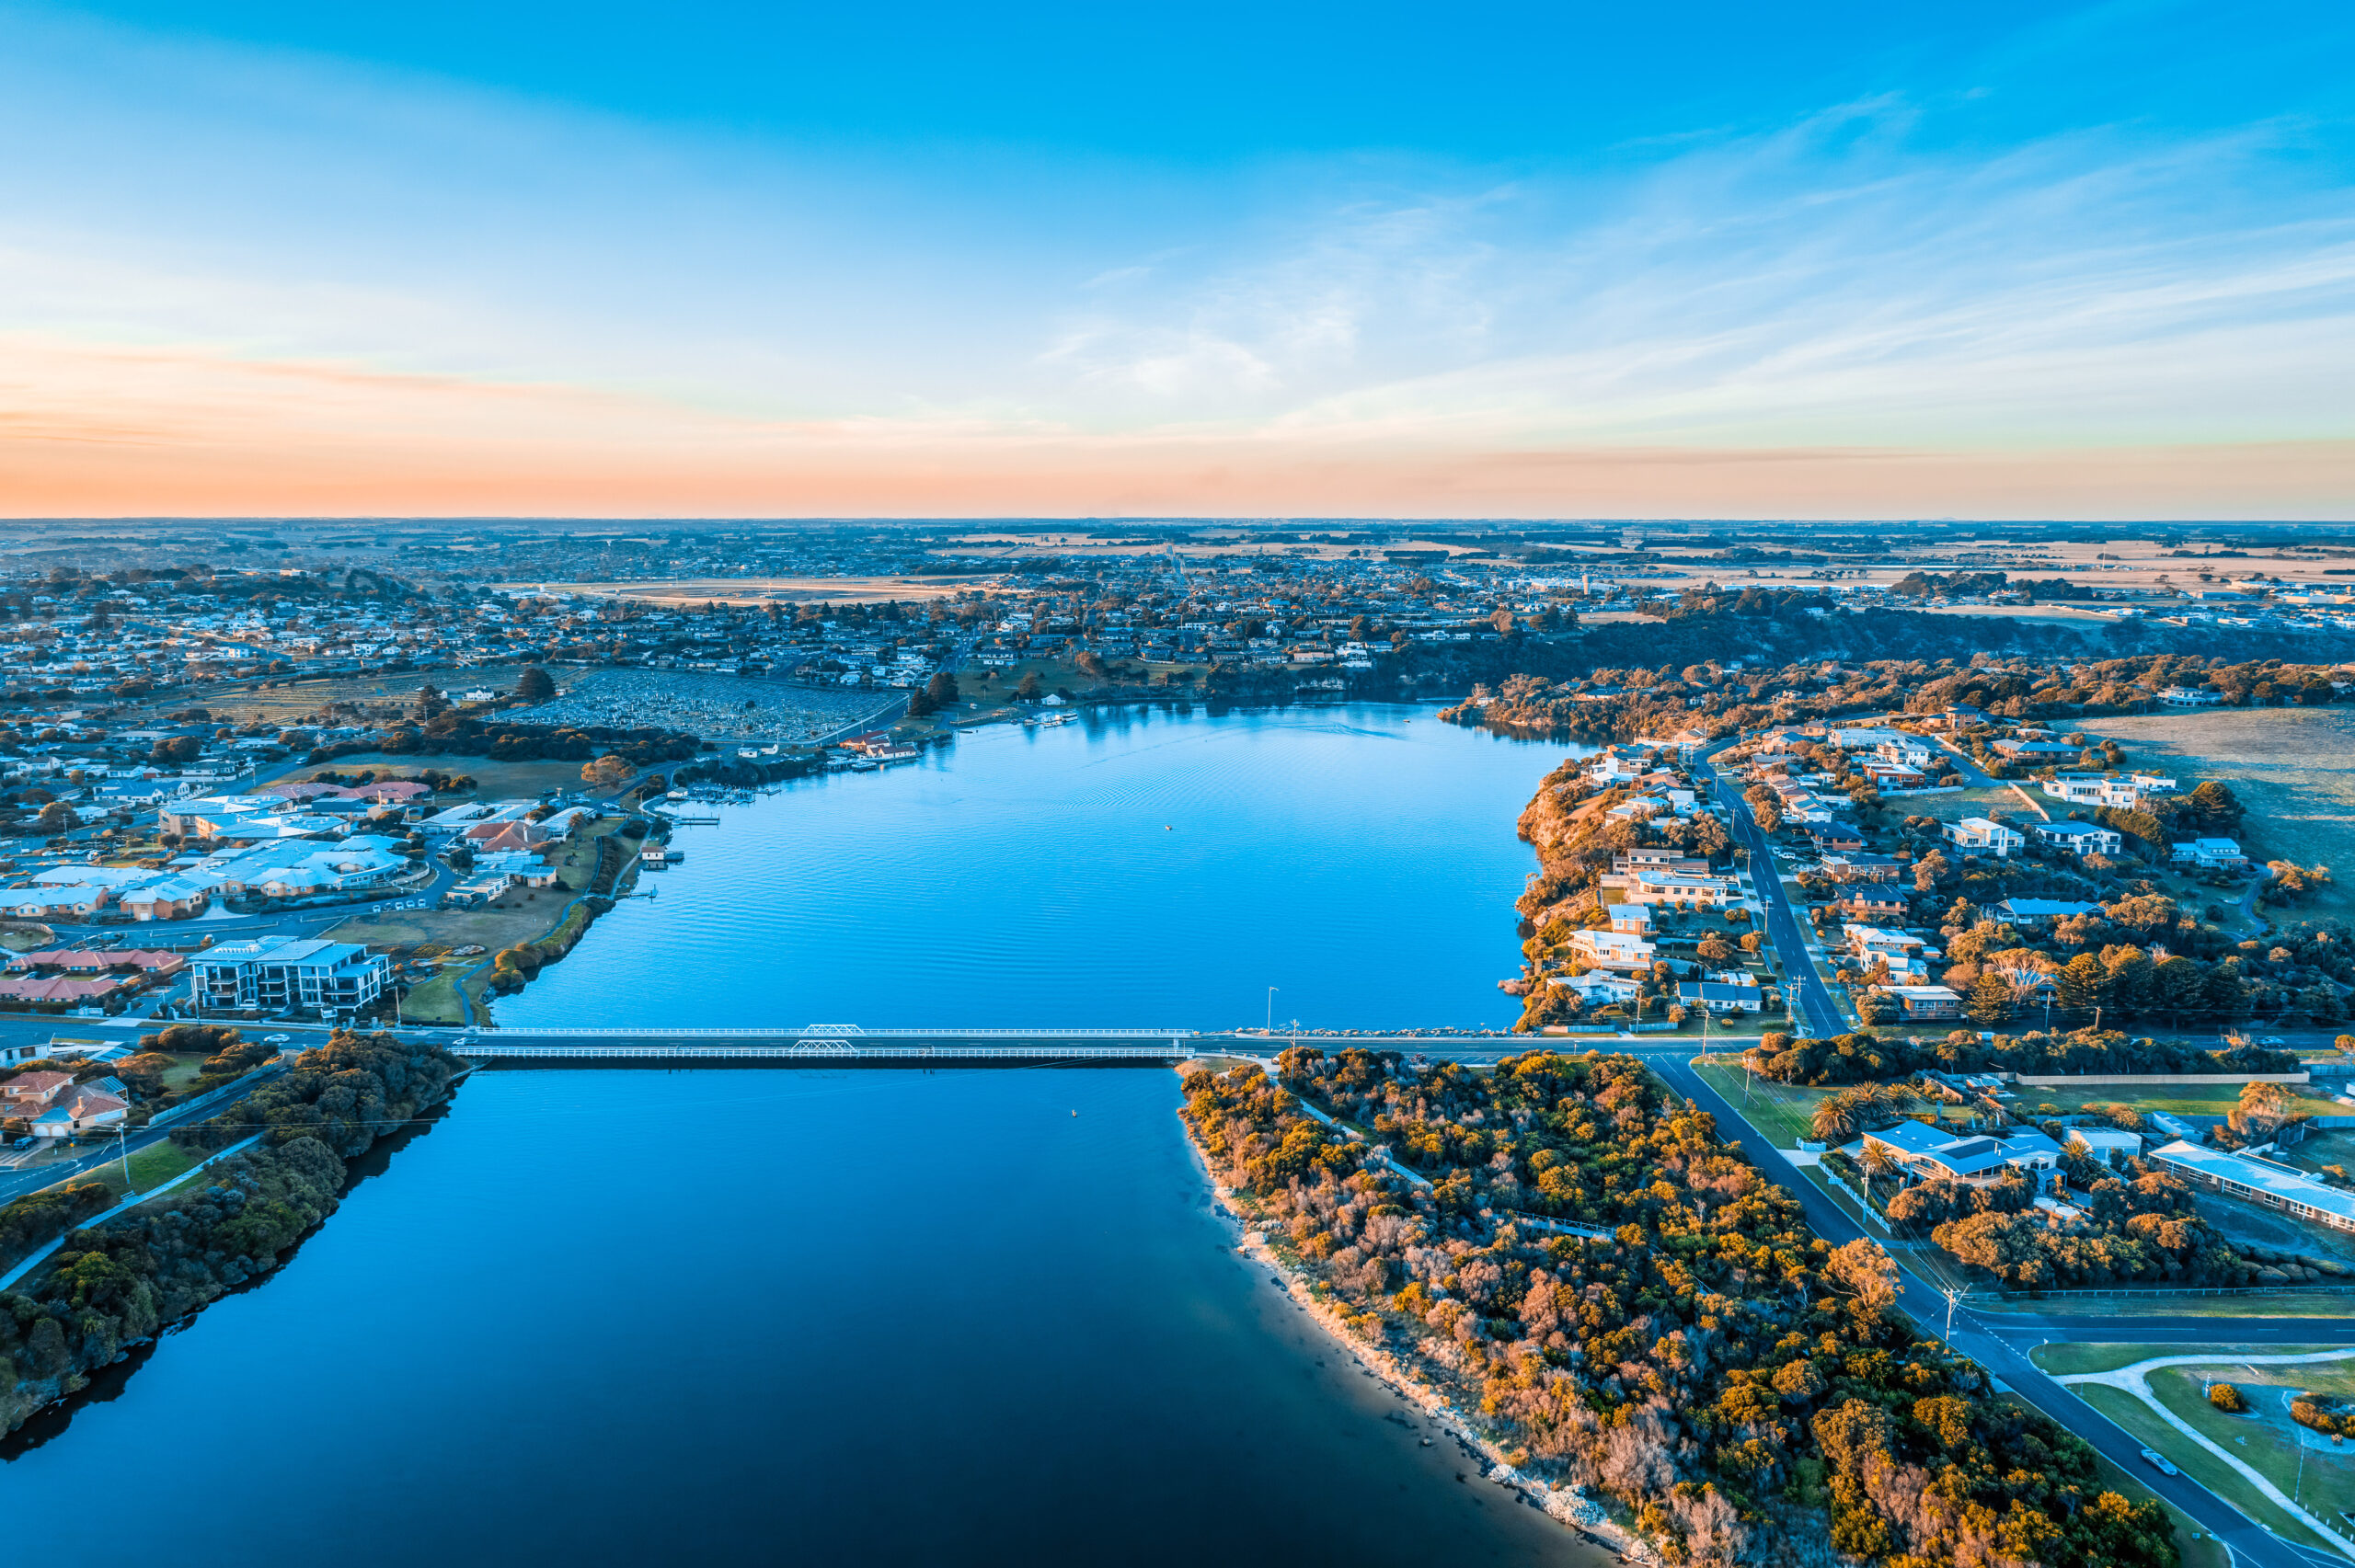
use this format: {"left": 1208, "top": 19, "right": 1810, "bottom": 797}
{"left": 452, "top": 1025, "right": 1198, "bottom": 1039}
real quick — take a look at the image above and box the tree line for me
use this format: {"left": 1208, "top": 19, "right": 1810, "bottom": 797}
{"left": 0, "top": 1031, "right": 464, "bottom": 1435}
{"left": 1183, "top": 1047, "right": 2175, "bottom": 1567}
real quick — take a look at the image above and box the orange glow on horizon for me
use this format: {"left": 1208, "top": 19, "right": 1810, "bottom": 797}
{"left": 3, "top": 334, "right": 2349, "bottom": 520}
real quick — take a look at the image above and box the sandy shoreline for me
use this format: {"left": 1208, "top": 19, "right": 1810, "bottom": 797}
{"left": 1179, "top": 1108, "right": 1645, "bottom": 1564}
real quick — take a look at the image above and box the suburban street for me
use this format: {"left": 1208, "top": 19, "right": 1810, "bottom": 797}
{"left": 1690, "top": 746, "right": 1850, "bottom": 1037}
{"left": 0, "top": 1052, "right": 288, "bottom": 1206}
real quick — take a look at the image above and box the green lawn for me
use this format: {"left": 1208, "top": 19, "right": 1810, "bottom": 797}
{"left": 1688, "top": 1059, "right": 1832, "bottom": 1147}
{"left": 2149, "top": 1360, "right": 2355, "bottom": 1540}
{"left": 2033, "top": 1343, "right": 2352, "bottom": 1377}
{"left": 2071, "top": 1383, "right": 2335, "bottom": 1552}
{"left": 79, "top": 1137, "right": 198, "bottom": 1199}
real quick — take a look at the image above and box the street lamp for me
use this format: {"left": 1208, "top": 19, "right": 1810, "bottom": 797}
{"left": 1266, "top": 987, "right": 1278, "bottom": 1034}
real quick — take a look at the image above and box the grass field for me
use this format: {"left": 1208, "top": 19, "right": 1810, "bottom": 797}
{"left": 2033, "top": 1344, "right": 2353, "bottom": 1377}
{"left": 293, "top": 751, "right": 606, "bottom": 802}
{"left": 1689, "top": 1059, "right": 1833, "bottom": 1146}
{"left": 2092, "top": 707, "right": 2355, "bottom": 919}
{"left": 79, "top": 1137, "right": 199, "bottom": 1199}
{"left": 2070, "top": 1383, "right": 2336, "bottom": 1551}
{"left": 2148, "top": 1356, "right": 2355, "bottom": 1540}
{"left": 195, "top": 665, "right": 546, "bottom": 727}
{"left": 1687, "top": 1058, "right": 1979, "bottom": 1147}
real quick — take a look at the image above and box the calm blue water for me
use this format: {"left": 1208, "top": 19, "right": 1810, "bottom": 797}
{"left": 501, "top": 704, "right": 1579, "bottom": 1031}
{"left": 7, "top": 1070, "right": 1600, "bottom": 1568}
{"left": 6, "top": 706, "right": 1603, "bottom": 1564}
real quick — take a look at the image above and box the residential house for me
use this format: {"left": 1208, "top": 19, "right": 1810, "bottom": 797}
{"left": 2031, "top": 821, "right": 2122, "bottom": 859}
{"left": 1811, "top": 824, "right": 1867, "bottom": 854}
{"left": 1549, "top": 972, "right": 1641, "bottom": 1006}
{"left": 1943, "top": 818, "right": 2025, "bottom": 858}
{"left": 0, "top": 1070, "right": 76, "bottom": 1118}
{"left": 1606, "top": 903, "right": 1654, "bottom": 936}
{"left": 2158, "top": 686, "right": 2223, "bottom": 707}
{"left": 1566, "top": 929, "right": 1658, "bottom": 973}
{"left": 29, "top": 1085, "right": 129, "bottom": 1136}
{"left": 1844, "top": 1119, "right": 2065, "bottom": 1184}
{"left": 2170, "top": 838, "right": 2248, "bottom": 870}
{"left": 1844, "top": 924, "right": 1935, "bottom": 982}
{"left": 1878, "top": 984, "right": 1964, "bottom": 1019}
{"left": 1818, "top": 852, "right": 1901, "bottom": 884}
{"left": 1677, "top": 979, "right": 1766, "bottom": 1015}
{"left": 1623, "top": 870, "right": 1734, "bottom": 909}
{"left": 1834, "top": 890, "right": 1909, "bottom": 923}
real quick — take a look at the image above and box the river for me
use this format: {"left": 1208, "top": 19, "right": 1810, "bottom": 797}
{"left": 7, "top": 1069, "right": 1602, "bottom": 1566}
{"left": 7, "top": 704, "right": 1608, "bottom": 1564}
{"left": 499, "top": 703, "right": 1585, "bottom": 1030}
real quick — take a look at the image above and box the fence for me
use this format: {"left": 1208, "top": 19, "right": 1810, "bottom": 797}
{"left": 2011, "top": 1071, "right": 2312, "bottom": 1086}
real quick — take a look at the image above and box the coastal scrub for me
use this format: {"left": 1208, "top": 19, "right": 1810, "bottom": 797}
{"left": 1181, "top": 1047, "right": 2177, "bottom": 1568}
{"left": 0, "top": 1031, "right": 465, "bottom": 1434}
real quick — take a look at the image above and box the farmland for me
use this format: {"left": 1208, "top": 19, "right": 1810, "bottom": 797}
{"left": 2093, "top": 707, "right": 2355, "bottom": 919}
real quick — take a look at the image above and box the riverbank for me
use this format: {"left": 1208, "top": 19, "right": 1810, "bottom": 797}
{"left": 0, "top": 1031, "right": 464, "bottom": 1436}
{"left": 1183, "top": 1117, "right": 1637, "bottom": 1563}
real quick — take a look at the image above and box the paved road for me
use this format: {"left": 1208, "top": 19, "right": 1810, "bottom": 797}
{"left": 0, "top": 1058, "right": 288, "bottom": 1206}
{"left": 1641, "top": 1047, "right": 2342, "bottom": 1568}
{"left": 1690, "top": 747, "right": 1848, "bottom": 1037}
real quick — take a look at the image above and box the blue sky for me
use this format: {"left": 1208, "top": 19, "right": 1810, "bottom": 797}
{"left": 1, "top": 0, "right": 2349, "bottom": 516}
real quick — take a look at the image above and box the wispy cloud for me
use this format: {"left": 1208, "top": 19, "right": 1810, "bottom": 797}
{"left": 0, "top": 9, "right": 2347, "bottom": 515}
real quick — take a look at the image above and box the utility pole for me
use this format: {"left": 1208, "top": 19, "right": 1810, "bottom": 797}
{"left": 1942, "top": 1283, "right": 1964, "bottom": 1342}
{"left": 1266, "top": 987, "right": 1277, "bottom": 1034}
{"left": 115, "top": 1123, "right": 132, "bottom": 1189}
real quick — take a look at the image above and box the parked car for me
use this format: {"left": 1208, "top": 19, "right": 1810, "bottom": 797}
{"left": 2139, "top": 1448, "right": 2179, "bottom": 1477}
{"left": 262, "top": 1033, "right": 291, "bottom": 1045}
{"left": 10, "top": 1135, "right": 33, "bottom": 1150}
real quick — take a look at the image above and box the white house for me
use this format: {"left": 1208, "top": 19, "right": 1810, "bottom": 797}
{"left": 1566, "top": 929, "right": 1658, "bottom": 973}
{"left": 1623, "top": 870, "right": 1734, "bottom": 908}
{"left": 1844, "top": 1119, "right": 2065, "bottom": 1184}
{"left": 2031, "top": 821, "right": 2123, "bottom": 858}
{"left": 2159, "top": 686, "right": 2223, "bottom": 707}
{"left": 1943, "top": 818, "right": 2025, "bottom": 857}
{"left": 1549, "top": 972, "right": 1641, "bottom": 1005}
{"left": 2170, "top": 837, "right": 2248, "bottom": 870}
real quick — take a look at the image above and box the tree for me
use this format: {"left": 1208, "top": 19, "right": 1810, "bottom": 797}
{"left": 2210, "top": 1381, "right": 2246, "bottom": 1413}
{"left": 2230, "top": 1081, "right": 2308, "bottom": 1141}
{"left": 924, "top": 671, "right": 959, "bottom": 708}
{"left": 516, "top": 666, "right": 556, "bottom": 703}
{"left": 1015, "top": 671, "right": 1043, "bottom": 700}
{"left": 580, "top": 754, "right": 633, "bottom": 788}
{"left": 414, "top": 683, "right": 450, "bottom": 719}
{"left": 34, "top": 800, "right": 75, "bottom": 833}
{"left": 1695, "top": 933, "right": 1734, "bottom": 966}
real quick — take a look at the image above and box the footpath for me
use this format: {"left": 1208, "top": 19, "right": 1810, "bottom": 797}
{"left": 0, "top": 1134, "right": 267, "bottom": 1291}
{"left": 2056, "top": 1348, "right": 2355, "bottom": 1562}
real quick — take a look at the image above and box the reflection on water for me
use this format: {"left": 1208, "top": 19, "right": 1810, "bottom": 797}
{"left": 502, "top": 703, "right": 1580, "bottom": 1031}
